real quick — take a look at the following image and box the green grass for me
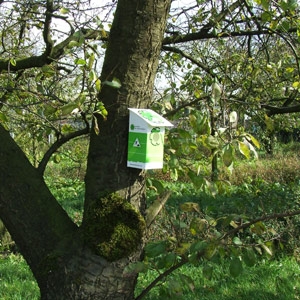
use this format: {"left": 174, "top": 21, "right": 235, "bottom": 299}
{"left": 0, "top": 253, "right": 299, "bottom": 300}
{"left": 135, "top": 256, "right": 300, "bottom": 300}
{"left": 0, "top": 254, "right": 39, "bottom": 300}
{"left": 1, "top": 143, "right": 300, "bottom": 299}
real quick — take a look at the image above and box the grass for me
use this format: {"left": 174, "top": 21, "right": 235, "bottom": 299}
{"left": 0, "top": 253, "right": 299, "bottom": 300}
{"left": 0, "top": 254, "right": 39, "bottom": 300}
{"left": 1, "top": 142, "right": 300, "bottom": 299}
{"left": 135, "top": 256, "right": 300, "bottom": 300}
{"left": 222, "top": 142, "right": 300, "bottom": 185}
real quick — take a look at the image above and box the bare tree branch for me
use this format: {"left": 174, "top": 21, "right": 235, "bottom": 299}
{"left": 44, "top": 0, "right": 55, "bottom": 56}
{"left": 262, "top": 104, "right": 300, "bottom": 116}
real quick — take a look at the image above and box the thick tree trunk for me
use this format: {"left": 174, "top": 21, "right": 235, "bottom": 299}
{"left": 0, "top": 0, "right": 171, "bottom": 299}
{"left": 84, "top": 0, "right": 171, "bottom": 206}
{"left": 83, "top": 0, "right": 171, "bottom": 261}
{"left": 39, "top": 248, "right": 138, "bottom": 300}
{"left": 0, "top": 124, "right": 79, "bottom": 293}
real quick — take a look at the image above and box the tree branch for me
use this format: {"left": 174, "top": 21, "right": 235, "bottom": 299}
{"left": 162, "top": 45, "right": 218, "bottom": 80}
{"left": 221, "top": 209, "right": 300, "bottom": 240}
{"left": 163, "top": 95, "right": 208, "bottom": 118}
{"left": 0, "top": 29, "right": 103, "bottom": 72}
{"left": 44, "top": 0, "right": 55, "bottom": 56}
{"left": 134, "top": 258, "right": 188, "bottom": 300}
{"left": 37, "top": 116, "right": 90, "bottom": 175}
{"left": 262, "top": 103, "right": 300, "bottom": 116}
{"left": 136, "top": 208, "right": 300, "bottom": 300}
{"left": 162, "top": 27, "right": 298, "bottom": 45}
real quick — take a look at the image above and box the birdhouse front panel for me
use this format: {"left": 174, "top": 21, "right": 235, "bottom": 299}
{"left": 127, "top": 109, "right": 173, "bottom": 169}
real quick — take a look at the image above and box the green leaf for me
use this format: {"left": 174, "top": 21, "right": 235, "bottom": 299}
{"left": 211, "top": 81, "right": 222, "bottom": 102}
{"left": 176, "top": 242, "right": 191, "bottom": 255}
{"left": 238, "top": 141, "right": 250, "bottom": 159}
{"left": 292, "top": 81, "right": 300, "bottom": 89}
{"left": 102, "top": 77, "right": 122, "bottom": 89}
{"left": 205, "top": 135, "right": 219, "bottom": 149}
{"left": 264, "top": 114, "right": 274, "bottom": 131}
{"left": 43, "top": 104, "right": 57, "bottom": 116}
{"left": 261, "top": 0, "right": 270, "bottom": 10}
{"left": 9, "top": 58, "right": 16, "bottom": 66}
{"left": 189, "top": 240, "right": 208, "bottom": 254}
{"left": 260, "top": 242, "right": 273, "bottom": 256}
{"left": 0, "top": 111, "right": 8, "bottom": 123}
{"left": 89, "top": 70, "right": 97, "bottom": 81}
{"left": 180, "top": 202, "right": 201, "bottom": 213}
{"left": 60, "top": 103, "right": 78, "bottom": 116}
{"left": 247, "top": 134, "right": 260, "bottom": 149}
{"left": 250, "top": 221, "right": 266, "bottom": 235}
{"left": 188, "top": 170, "right": 205, "bottom": 189}
{"left": 190, "top": 218, "right": 207, "bottom": 235}
{"left": 223, "top": 144, "right": 234, "bottom": 167}
{"left": 59, "top": 7, "right": 70, "bottom": 14}
{"left": 75, "top": 58, "right": 86, "bottom": 66}
{"left": 233, "top": 237, "right": 243, "bottom": 245}
{"left": 75, "top": 93, "right": 86, "bottom": 106}
{"left": 53, "top": 154, "right": 61, "bottom": 164}
{"left": 124, "top": 261, "right": 148, "bottom": 274}
{"left": 145, "top": 241, "right": 167, "bottom": 258}
{"left": 229, "top": 257, "right": 243, "bottom": 277}
{"left": 204, "top": 242, "right": 217, "bottom": 260}
{"left": 156, "top": 253, "right": 177, "bottom": 269}
{"left": 243, "top": 249, "right": 256, "bottom": 267}
{"left": 148, "top": 178, "right": 165, "bottom": 194}
{"left": 67, "top": 40, "right": 80, "bottom": 48}
{"left": 189, "top": 113, "right": 210, "bottom": 135}
{"left": 95, "top": 79, "right": 101, "bottom": 92}
{"left": 94, "top": 102, "right": 108, "bottom": 120}
{"left": 170, "top": 168, "right": 178, "bottom": 181}
{"left": 88, "top": 53, "right": 95, "bottom": 70}
{"left": 41, "top": 65, "right": 56, "bottom": 76}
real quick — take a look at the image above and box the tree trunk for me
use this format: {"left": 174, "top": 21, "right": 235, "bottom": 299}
{"left": 83, "top": 0, "right": 171, "bottom": 261}
{"left": 39, "top": 248, "right": 138, "bottom": 300}
{"left": 0, "top": 0, "right": 171, "bottom": 299}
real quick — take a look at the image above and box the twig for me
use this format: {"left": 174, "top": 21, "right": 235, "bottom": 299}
{"left": 134, "top": 258, "right": 188, "bottom": 300}
{"left": 221, "top": 209, "right": 300, "bottom": 240}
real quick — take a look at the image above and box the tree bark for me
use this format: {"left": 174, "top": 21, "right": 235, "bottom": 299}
{"left": 0, "top": 124, "right": 79, "bottom": 293}
{"left": 83, "top": 0, "right": 171, "bottom": 261}
{"left": 0, "top": 0, "right": 171, "bottom": 299}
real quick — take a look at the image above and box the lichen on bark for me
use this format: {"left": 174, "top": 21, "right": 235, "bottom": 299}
{"left": 83, "top": 192, "right": 145, "bottom": 261}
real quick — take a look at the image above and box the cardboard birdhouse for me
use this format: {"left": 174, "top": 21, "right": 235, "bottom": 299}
{"left": 127, "top": 108, "right": 173, "bottom": 169}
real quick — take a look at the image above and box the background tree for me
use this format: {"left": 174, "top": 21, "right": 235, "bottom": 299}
{"left": 0, "top": 0, "right": 299, "bottom": 299}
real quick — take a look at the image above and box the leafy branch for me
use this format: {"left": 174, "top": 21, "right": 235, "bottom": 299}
{"left": 221, "top": 209, "right": 300, "bottom": 240}
{"left": 135, "top": 208, "right": 300, "bottom": 300}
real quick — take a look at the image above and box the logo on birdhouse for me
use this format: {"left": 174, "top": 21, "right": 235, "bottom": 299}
{"left": 133, "top": 138, "right": 141, "bottom": 147}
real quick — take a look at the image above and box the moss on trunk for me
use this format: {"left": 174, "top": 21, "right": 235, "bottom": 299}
{"left": 83, "top": 192, "right": 145, "bottom": 261}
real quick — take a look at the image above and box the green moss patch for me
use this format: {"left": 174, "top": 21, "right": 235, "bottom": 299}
{"left": 84, "top": 193, "right": 145, "bottom": 261}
